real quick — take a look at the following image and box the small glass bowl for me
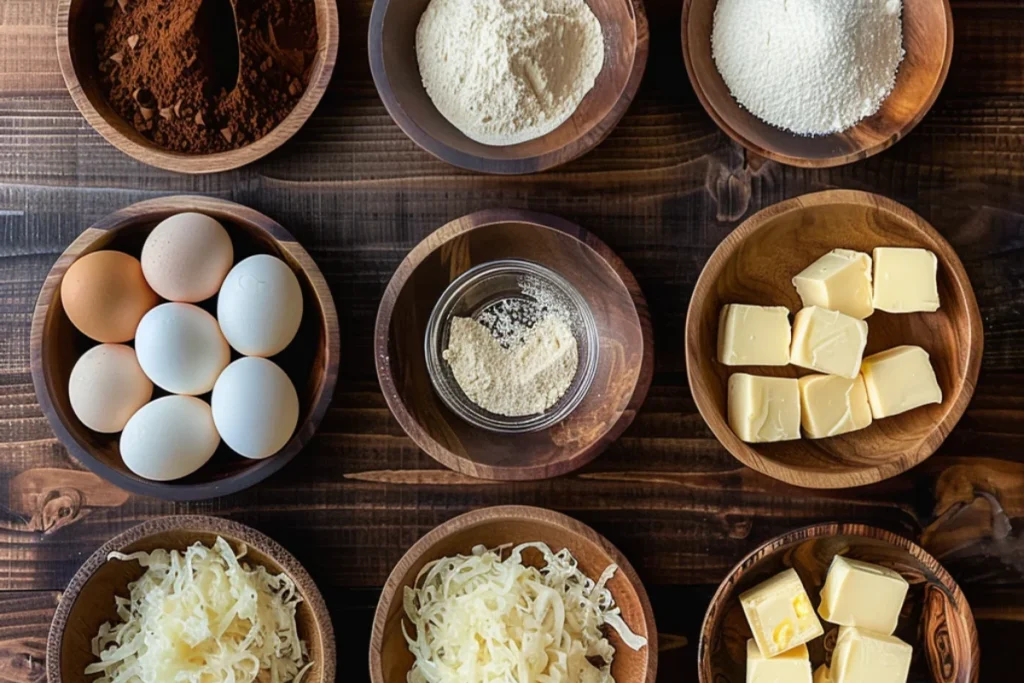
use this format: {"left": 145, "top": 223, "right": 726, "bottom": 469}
{"left": 424, "top": 259, "right": 599, "bottom": 433}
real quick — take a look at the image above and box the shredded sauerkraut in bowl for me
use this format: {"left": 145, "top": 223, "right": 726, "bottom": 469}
{"left": 85, "top": 536, "right": 313, "bottom": 683}
{"left": 402, "top": 542, "right": 648, "bottom": 683}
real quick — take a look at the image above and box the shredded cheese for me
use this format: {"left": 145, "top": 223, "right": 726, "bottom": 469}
{"left": 85, "top": 536, "right": 313, "bottom": 683}
{"left": 402, "top": 542, "right": 647, "bottom": 683}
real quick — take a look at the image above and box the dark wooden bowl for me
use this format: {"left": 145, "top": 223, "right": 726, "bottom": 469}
{"left": 56, "top": 0, "right": 339, "bottom": 174}
{"left": 369, "top": 505, "right": 657, "bottom": 683}
{"left": 47, "top": 515, "right": 336, "bottom": 683}
{"left": 699, "top": 523, "right": 979, "bottom": 682}
{"left": 30, "top": 195, "right": 340, "bottom": 500}
{"left": 368, "top": 0, "right": 649, "bottom": 174}
{"left": 685, "top": 190, "right": 982, "bottom": 488}
{"left": 374, "top": 209, "right": 653, "bottom": 480}
{"left": 681, "top": 0, "right": 953, "bottom": 167}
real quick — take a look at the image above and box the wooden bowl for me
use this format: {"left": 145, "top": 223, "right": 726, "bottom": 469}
{"left": 698, "top": 523, "right": 979, "bottom": 682}
{"left": 30, "top": 195, "right": 340, "bottom": 501}
{"left": 374, "top": 209, "right": 653, "bottom": 480}
{"left": 369, "top": 505, "right": 658, "bottom": 683}
{"left": 47, "top": 515, "right": 336, "bottom": 683}
{"left": 685, "top": 190, "right": 982, "bottom": 488}
{"left": 681, "top": 0, "right": 953, "bottom": 167}
{"left": 56, "top": 0, "right": 339, "bottom": 174}
{"left": 368, "top": 0, "right": 649, "bottom": 174}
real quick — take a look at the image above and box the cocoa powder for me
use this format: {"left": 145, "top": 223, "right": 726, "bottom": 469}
{"left": 95, "top": 0, "right": 318, "bottom": 154}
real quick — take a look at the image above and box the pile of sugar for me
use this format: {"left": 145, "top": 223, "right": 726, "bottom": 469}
{"left": 711, "top": 0, "right": 905, "bottom": 136}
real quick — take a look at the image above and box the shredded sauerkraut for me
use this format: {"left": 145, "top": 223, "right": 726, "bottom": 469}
{"left": 85, "top": 536, "right": 313, "bottom": 683}
{"left": 402, "top": 542, "right": 647, "bottom": 683}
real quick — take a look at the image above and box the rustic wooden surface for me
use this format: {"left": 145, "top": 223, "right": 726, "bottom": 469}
{"left": 0, "top": 0, "right": 1021, "bottom": 680}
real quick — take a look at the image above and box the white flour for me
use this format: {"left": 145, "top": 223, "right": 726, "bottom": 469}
{"left": 711, "top": 0, "right": 905, "bottom": 136}
{"left": 416, "top": 0, "right": 604, "bottom": 146}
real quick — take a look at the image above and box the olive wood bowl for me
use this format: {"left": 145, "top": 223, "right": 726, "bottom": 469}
{"left": 56, "top": 0, "right": 339, "bottom": 174}
{"left": 699, "top": 523, "right": 979, "bottom": 682}
{"left": 374, "top": 209, "right": 653, "bottom": 480}
{"left": 685, "top": 190, "right": 982, "bottom": 489}
{"left": 368, "top": 0, "right": 649, "bottom": 174}
{"left": 30, "top": 195, "right": 340, "bottom": 500}
{"left": 47, "top": 515, "right": 336, "bottom": 683}
{"left": 369, "top": 505, "right": 657, "bottom": 683}
{"left": 681, "top": 0, "right": 953, "bottom": 167}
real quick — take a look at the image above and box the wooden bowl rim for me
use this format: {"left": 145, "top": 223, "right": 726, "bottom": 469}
{"left": 696, "top": 522, "right": 980, "bottom": 682}
{"left": 374, "top": 208, "right": 654, "bottom": 480}
{"left": 367, "top": 0, "right": 650, "bottom": 174}
{"left": 368, "top": 505, "right": 659, "bottom": 683}
{"left": 46, "top": 514, "right": 337, "bottom": 683}
{"left": 680, "top": 0, "right": 954, "bottom": 168}
{"left": 55, "top": 0, "right": 340, "bottom": 174}
{"left": 684, "top": 189, "right": 984, "bottom": 488}
{"left": 29, "top": 194, "right": 341, "bottom": 501}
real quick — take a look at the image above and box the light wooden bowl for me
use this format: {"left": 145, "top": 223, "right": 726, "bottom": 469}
{"left": 47, "top": 515, "right": 336, "bottom": 683}
{"left": 368, "top": 0, "right": 649, "bottom": 174}
{"left": 685, "top": 190, "right": 982, "bottom": 488}
{"left": 374, "top": 209, "right": 653, "bottom": 480}
{"left": 681, "top": 0, "right": 953, "bottom": 167}
{"left": 369, "top": 506, "right": 658, "bottom": 683}
{"left": 30, "top": 196, "right": 340, "bottom": 501}
{"left": 699, "top": 523, "right": 979, "bottom": 682}
{"left": 56, "top": 0, "right": 339, "bottom": 174}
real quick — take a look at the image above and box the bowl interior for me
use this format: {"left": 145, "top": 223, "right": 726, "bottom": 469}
{"left": 700, "top": 525, "right": 978, "bottom": 682}
{"left": 373, "top": 510, "right": 655, "bottom": 683}
{"left": 683, "top": 0, "right": 951, "bottom": 165}
{"left": 375, "top": 0, "right": 639, "bottom": 166}
{"left": 39, "top": 205, "right": 331, "bottom": 497}
{"left": 686, "top": 193, "right": 979, "bottom": 487}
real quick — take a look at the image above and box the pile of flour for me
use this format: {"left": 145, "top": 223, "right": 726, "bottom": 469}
{"left": 416, "top": 0, "right": 604, "bottom": 146}
{"left": 711, "top": 0, "right": 905, "bottom": 136}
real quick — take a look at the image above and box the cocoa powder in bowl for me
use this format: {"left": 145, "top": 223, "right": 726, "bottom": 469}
{"left": 95, "top": 0, "right": 319, "bottom": 154}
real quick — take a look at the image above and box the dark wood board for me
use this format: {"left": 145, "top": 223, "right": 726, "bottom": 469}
{"left": 0, "top": 0, "right": 1022, "bottom": 680}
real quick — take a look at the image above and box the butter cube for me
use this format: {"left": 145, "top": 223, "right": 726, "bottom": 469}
{"left": 793, "top": 249, "right": 874, "bottom": 319}
{"left": 746, "top": 639, "right": 812, "bottom": 683}
{"left": 860, "top": 345, "right": 942, "bottom": 419}
{"left": 818, "top": 555, "right": 909, "bottom": 634}
{"left": 790, "top": 306, "right": 869, "bottom": 379}
{"left": 798, "top": 374, "right": 873, "bottom": 439}
{"left": 717, "top": 304, "right": 792, "bottom": 366}
{"left": 872, "top": 247, "right": 940, "bottom": 313}
{"left": 728, "top": 374, "right": 801, "bottom": 443}
{"left": 739, "top": 568, "right": 824, "bottom": 658}
{"left": 814, "top": 665, "right": 832, "bottom": 683}
{"left": 831, "top": 626, "right": 912, "bottom": 683}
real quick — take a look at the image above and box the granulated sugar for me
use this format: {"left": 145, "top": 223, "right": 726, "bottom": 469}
{"left": 711, "top": 0, "right": 905, "bottom": 136}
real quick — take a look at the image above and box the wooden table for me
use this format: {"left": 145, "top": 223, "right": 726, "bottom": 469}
{"left": 0, "top": 0, "right": 1021, "bottom": 680}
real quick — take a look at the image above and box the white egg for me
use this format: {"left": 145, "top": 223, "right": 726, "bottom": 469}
{"left": 69, "top": 344, "right": 153, "bottom": 433}
{"left": 211, "top": 357, "right": 299, "bottom": 460}
{"left": 135, "top": 303, "right": 230, "bottom": 395}
{"left": 217, "top": 254, "right": 303, "bottom": 357}
{"left": 120, "top": 395, "right": 220, "bottom": 481}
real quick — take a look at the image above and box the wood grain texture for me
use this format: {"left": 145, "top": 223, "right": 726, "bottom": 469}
{"left": 686, "top": 190, "right": 983, "bottom": 488}
{"left": 375, "top": 209, "right": 653, "bottom": 480}
{"left": 682, "top": 0, "right": 954, "bottom": 167}
{"left": 369, "top": 0, "right": 649, "bottom": 173}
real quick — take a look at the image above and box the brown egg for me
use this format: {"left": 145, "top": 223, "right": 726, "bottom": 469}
{"left": 61, "top": 250, "right": 159, "bottom": 342}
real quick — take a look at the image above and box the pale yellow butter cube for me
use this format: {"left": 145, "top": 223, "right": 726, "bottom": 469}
{"left": 831, "top": 626, "right": 912, "bottom": 683}
{"left": 818, "top": 555, "right": 909, "bottom": 635}
{"left": 793, "top": 249, "right": 874, "bottom": 319}
{"left": 739, "top": 568, "right": 824, "bottom": 658}
{"left": 814, "top": 664, "right": 832, "bottom": 683}
{"left": 861, "top": 345, "right": 942, "bottom": 419}
{"left": 728, "top": 374, "right": 801, "bottom": 443}
{"left": 746, "top": 639, "right": 812, "bottom": 683}
{"left": 790, "top": 306, "right": 869, "bottom": 379}
{"left": 872, "top": 247, "right": 940, "bottom": 313}
{"left": 798, "top": 374, "right": 873, "bottom": 439}
{"left": 717, "top": 304, "right": 792, "bottom": 366}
